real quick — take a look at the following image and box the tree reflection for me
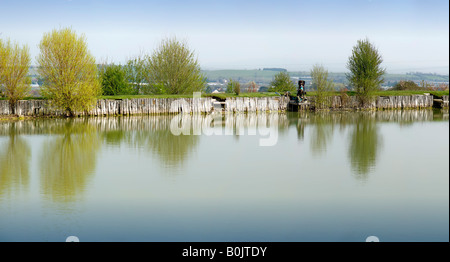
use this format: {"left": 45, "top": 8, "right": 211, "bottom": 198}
{"left": 309, "top": 113, "right": 334, "bottom": 156}
{"left": 104, "top": 130, "right": 127, "bottom": 146}
{"left": 40, "top": 119, "right": 101, "bottom": 202}
{"left": 100, "top": 115, "right": 200, "bottom": 168}
{"left": 136, "top": 129, "right": 199, "bottom": 166}
{"left": 348, "top": 113, "right": 382, "bottom": 180}
{"left": 0, "top": 131, "right": 31, "bottom": 198}
{"left": 132, "top": 125, "right": 199, "bottom": 168}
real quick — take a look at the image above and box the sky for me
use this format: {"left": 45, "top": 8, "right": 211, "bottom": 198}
{"left": 0, "top": 0, "right": 448, "bottom": 74}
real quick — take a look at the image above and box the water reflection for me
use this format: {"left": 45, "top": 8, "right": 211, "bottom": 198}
{"left": 40, "top": 119, "right": 101, "bottom": 202}
{"left": 308, "top": 113, "right": 335, "bottom": 156}
{"left": 0, "top": 127, "right": 30, "bottom": 198}
{"left": 98, "top": 116, "right": 200, "bottom": 167}
{"left": 348, "top": 113, "right": 382, "bottom": 179}
{"left": 288, "top": 111, "right": 384, "bottom": 179}
{"left": 0, "top": 109, "right": 444, "bottom": 201}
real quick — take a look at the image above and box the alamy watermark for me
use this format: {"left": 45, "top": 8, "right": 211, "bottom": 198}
{"left": 169, "top": 92, "right": 279, "bottom": 146}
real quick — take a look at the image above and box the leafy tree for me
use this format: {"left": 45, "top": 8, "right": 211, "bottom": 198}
{"left": 37, "top": 28, "right": 101, "bottom": 116}
{"left": 124, "top": 55, "right": 147, "bottom": 94}
{"left": 226, "top": 79, "right": 234, "bottom": 93}
{"left": 226, "top": 79, "right": 241, "bottom": 95}
{"left": 346, "top": 38, "right": 385, "bottom": 106}
{"left": 100, "top": 63, "right": 133, "bottom": 95}
{"left": 310, "top": 64, "right": 334, "bottom": 109}
{"left": 233, "top": 80, "right": 241, "bottom": 95}
{"left": 145, "top": 37, "right": 206, "bottom": 94}
{"left": 269, "top": 71, "right": 296, "bottom": 93}
{"left": 0, "top": 39, "right": 31, "bottom": 114}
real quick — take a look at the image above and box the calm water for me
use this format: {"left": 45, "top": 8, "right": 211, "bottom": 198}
{"left": 0, "top": 110, "right": 448, "bottom": 242}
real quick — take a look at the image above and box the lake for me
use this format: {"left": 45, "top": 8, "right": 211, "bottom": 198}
{"left": 0, "top": 110, "right": 448, "bottom": 242}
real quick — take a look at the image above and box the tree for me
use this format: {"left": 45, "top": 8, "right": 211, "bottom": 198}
{"left": 226, "top": 79, "right": 241, "bottom": 95}
{"left": 226, "top": 79, "right": 234, "bottom": 93}
{"left": 310, "top": 64, "right": 334, "bottom": 109}
{"left": 100, "top": 63, "right": 133, "bottom": 96}
{"left": 269, "top": 71, "right": 296, "bottom": 93}
{"left": 346, "top": 38, "right": 385, "bottom": 106}
{"left": 145, "top": 37, "right": 206, "bottom": 94}
{"left": 246, "top": 81, "right": 258, "bottom": 93}
{"left": 233, "top": 80, "right": 241, "bottom": 95}
{"left": 0, "top": 39, "right": 31, "bottom": 114}
{"left": 124, "top": 55, "right": 147, "bottom": 94}
{"left": 37, "top": 28, "right": 101, "bottom": 116}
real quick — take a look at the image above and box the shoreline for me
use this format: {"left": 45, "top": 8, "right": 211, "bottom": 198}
{"left": 0, "top": 95, "right": 448, "bottom": 120}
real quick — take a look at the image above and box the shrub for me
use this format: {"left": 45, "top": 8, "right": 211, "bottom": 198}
{"left": 100, "top": 64, "right": 134, "bottom": 96}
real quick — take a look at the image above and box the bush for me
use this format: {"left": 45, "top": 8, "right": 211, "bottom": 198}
{"left": 391, "top": 80, "right": 420, "bottom": 91}
{"left": 100, "top": 64, "right": 134, "bottom": 96}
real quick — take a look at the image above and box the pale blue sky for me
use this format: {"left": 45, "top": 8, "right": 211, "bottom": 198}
{"left": 0, "top": 0, "right": 448, "bottom": 73}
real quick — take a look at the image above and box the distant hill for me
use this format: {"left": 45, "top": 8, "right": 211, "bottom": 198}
{"left": 27, "top": 66, "right": 448, "bottom": 89}
{"left": 202, "top": 69, "right": 449, "bottom": 88}
{"left": 263, "top": 68, "right": 287, "bottom": 72}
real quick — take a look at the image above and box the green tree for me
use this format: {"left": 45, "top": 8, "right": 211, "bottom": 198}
{"left": 100, "top": 63, "right": 133, "bottom": 95}
{"left": 346, "top": 38, "right": 385, "bottom": 106}
{"left": 226, "top": 79, "right": 241, "bottom": 95}
{"left": 124, "top": 55, "right": 147, "bottom": 94}
{"left": 233, "top": 80, "right": 241, "bottom": 95}
{"left": 37, "top": 28, "right": 101, "bottom": 116}
{"left": 0, "top": 39, "right": 31, "bottom": 114}
{"left": 145, "top": 37, "right": 206, "bottom": 94}
{"left": 269, "top": 71, "right": 296, "bottom": 93}
{"left": 226, "top": 79, "right": 234, "bottom": 93}
{"left": 310, "top": 64, "right": 334, "bottom": 109}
